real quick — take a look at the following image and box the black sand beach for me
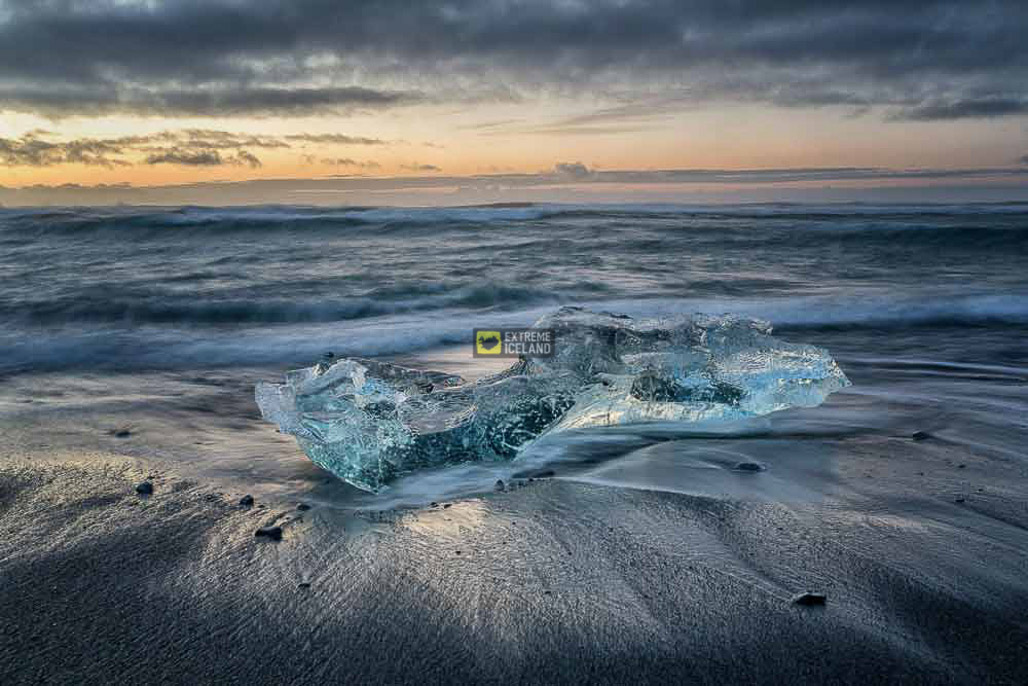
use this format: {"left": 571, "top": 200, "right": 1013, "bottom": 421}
{"left": 3, "top": 333, "right": 1028, "bottom": 684}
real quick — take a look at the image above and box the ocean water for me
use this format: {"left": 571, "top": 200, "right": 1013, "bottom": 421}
{"left": 2, "top": 203, "right": 1027, "bottom": 504}
{"left": 2, "top": 203, "right": 1027, "bottom": 373}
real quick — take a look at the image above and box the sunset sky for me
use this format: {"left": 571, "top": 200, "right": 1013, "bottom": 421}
{"left": 2, "top": 0, "right": 1028, "bottom": 205}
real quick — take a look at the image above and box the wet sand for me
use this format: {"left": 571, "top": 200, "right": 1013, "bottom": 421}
{"left": 2, "top": 356, "right": 1028, "bottom": 684}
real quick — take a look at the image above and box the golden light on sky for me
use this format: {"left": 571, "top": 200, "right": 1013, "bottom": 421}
{"left": 1, "top": 1, "right": 1027, "bottom": 204}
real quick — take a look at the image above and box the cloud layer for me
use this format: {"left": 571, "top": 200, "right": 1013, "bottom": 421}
{"left": 0, "top": 129, "right": 392, "bottom": 168}
{"left": 1, "top": 1, "right": 1027, "bottom": 121}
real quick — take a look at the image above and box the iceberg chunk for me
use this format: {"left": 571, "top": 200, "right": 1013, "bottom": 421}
{"left": 256, "top": 307, "right": 850, "bottom": 492}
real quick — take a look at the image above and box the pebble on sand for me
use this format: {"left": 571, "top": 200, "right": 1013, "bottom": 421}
{"left": 255, "top": 526, "right": 283, "bottom": 541}
{"left": 513, "top": 468, "right": 556, "bottom": 479}
{"left": 734, "top": 462, "right": 764, "bottom": 472}
{"left": 135, "top": 481, "right": 153, "bottom": 495}
{"left": 297, "top": 503, "right": 311, "bottom": 511}
{"left": 792, "top": 592, "right": 827, "bottom": 606}
{"left": 239, "top": 494, "right": 255, "bottom": 506}
{"left": 114, "top": 429, "right": 132, "bottom": 438}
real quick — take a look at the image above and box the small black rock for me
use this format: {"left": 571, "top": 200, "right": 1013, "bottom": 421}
{"left": 443, "top": 503, "right": 452, "bottom": 509}
{"left": 429, "top": 501, "right": 438, "bottom": 508}
{"left": 255, "top": 526, "right": 283, "bottom": 541}
{"left": 957, "top": 464, "right": 966, "bottom": 469}
{"left": 792, "top": 592, "right": 827, "bottom": 606}
{"left": 734, "top": 462, "right": 764, "bottom": 472}
{"left": 955, "top": 497, "right": 966, "bottom": 504}
{"left": 912, "top": 431, "right": 932, "bottom": 441}
{"left": 512, "top": 468, "right": 556, "bottom": 480}
{"left": 239, "top": 494, "right": 255, "bottom": 506}
{"left": 114, "top": 429, "right": 132, "bottom": 439}
{"left": 494, "top": 480, "right": 506, "bottom": 492}
{"left": 324, "top": 352, "right": 335, "bottom": 358}
{"left": 298, "top": 582, "right": 311, "bottom": 589}
{"left": 297, "top": 503, "right": 311, "bottom": 511}
{"left": 135, "top": 481, "right": 153, "bottom": 495}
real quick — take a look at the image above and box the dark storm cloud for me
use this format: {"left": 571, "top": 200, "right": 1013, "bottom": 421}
{"left": 1, "top": 1, "right": 1028, "bottom": 120}
{"left": 233, "top": 150, "right": 262, "bottom": 168}
{"left": 145, "top": 149, "right": 228, "bottom": 166}
{"left": 0, "top": 84, "right": 417, "bottom": 118}
{"left": 894, "top": 98, "right": 1028, "bottom": 121}
{"left": 149, "top": 86, "right": 416, "bottom": 117}
{"left": 0, "top": 132, "right": 129, "bottom": 167}
{"left": 155, "top": 130, "right": 290, "bottom": 150}
{"left": 144, "top": 148, "right": 261, "bottom": 167}
{"left": 0, "top": 129, "right": 398, "bottom": 167}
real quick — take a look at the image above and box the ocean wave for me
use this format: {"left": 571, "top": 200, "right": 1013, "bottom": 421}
{"left": 596, "top": 293, "right": 1028, "bottom": 329}
{"left": 0, "top": 320, "right": 476, "bottom": 373}
{"left": 5, "top": 203, "right": 1028, "bottom": 236}
{"left": 0, "top": 204, "right": 555, "bottom": 235}
{"left": 2, "top": 293, "right": 1026, "bottom": 375}
{"left": 767, "top": 295, "right": 1028, "bottom": 329}
{"left": 0, "top": 283, "right": 565, "bottom": 325}
{"left": 2, "top": 204, "right": 1025, "bottom": 375}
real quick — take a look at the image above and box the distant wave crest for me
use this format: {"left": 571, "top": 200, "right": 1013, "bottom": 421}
{"left": 1, "top": 283, "right": 563, "bottom": 325}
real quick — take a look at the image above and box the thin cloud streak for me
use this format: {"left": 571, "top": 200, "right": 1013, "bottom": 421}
{"left": 320, "top": 158, "right": 382, "bottom": 169}
{"left": 285, "top": 134, "right": 389, "bottom": 145}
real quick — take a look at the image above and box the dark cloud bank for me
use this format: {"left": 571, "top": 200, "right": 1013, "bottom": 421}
{"left": 1, "top": 1, "right": 1027, "bottom": 121}
{"left": 0, "top": 129, "right": 390, "bottom": 169}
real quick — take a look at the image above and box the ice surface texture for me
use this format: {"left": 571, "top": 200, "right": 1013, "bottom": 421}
{"left": 256, "top": 307, "right": 850, "bottom": 492}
